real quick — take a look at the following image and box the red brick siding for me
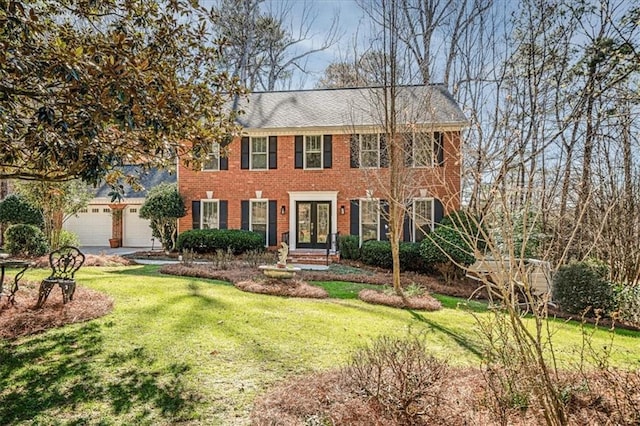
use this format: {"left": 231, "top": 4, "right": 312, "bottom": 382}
{"left": 178, "top": 131, "right": 461, "bottom": 244}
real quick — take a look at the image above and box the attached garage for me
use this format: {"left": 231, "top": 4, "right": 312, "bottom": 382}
{"left": 123, "top": 205, "right": 153, "bottom": 247}
{"left": 64, "top": 206, "right": 112, "bottom": 246}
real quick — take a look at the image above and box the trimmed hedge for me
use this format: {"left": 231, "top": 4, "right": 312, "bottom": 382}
{"left": 176, "top": 229, "right": 265, "bottom": 254}
{"left": 339, "top": 235, "right": 360, "bottom": 260}
{"left": 552, "top": 262, "right": 615, "bottom": 317}
{"left": 360, "top": 240, "right": 427, "bottom": 272}
{"left": 0, "top": 194, "right": 43, "bottom": 227}
{"left": 4, "top": 224, "right": 49, "bottom": 257}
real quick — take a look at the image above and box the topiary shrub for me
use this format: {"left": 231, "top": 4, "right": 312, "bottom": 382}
{"left": 360, "top": 240, "right": 428, "bottom": 272}
{"left": 176, "top": 229, "right": 265, "bottom": 255}
{"left": 0, "top": 194, "right": 43, "bottom": 227}
{"left": 552, "top": 262, "right": 615, "bottom": 317}
{"left": 339, "top": 235, "right": 360, "bottom": 260}
{"left": 4, "top": 224, "right": 49, "bottom": 257}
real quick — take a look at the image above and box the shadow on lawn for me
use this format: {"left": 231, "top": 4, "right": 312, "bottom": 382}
{"left": 408, "top": 310, "right": 484, "bottom": 359}
{"left": 0, "top": 322, "right": 199, "bottom": 424}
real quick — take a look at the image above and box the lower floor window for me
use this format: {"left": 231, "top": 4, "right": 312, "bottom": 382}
{"left": 201, "top": 200, "right": 219, "bottom": 229}
{"left": 360, "top": 199, "right": 379, "bottom": 241}
{"left": 250, "top": 200, "right": 268, "bottom": 245}
{"left": 412, "top": 198, "right": 433, "bottom": 242}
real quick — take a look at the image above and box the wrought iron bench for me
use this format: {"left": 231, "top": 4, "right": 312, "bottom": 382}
{"left": 36, "top": 246, "right": 85, "bottom": 308}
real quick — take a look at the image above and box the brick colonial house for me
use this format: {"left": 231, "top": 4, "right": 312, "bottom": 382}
{"left": 177, "top": 85, "right": 466, "bottom": 255}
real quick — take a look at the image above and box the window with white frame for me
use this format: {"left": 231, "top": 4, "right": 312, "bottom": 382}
{"left": 360, "top": 199, "right": 379, "bottom": 241}
{"left": 360, "top": 134, "right": 381, "bottom": 168}
{"left": 203, "top": 142, "right": 220, "bottom": 171}
{"left": 304, "top": 135, "right": 322, "bottom": 169}
{"left": 412, "top": 133, "right": 434, "bottom": 167}
{"left": 201, "top": 200, "right": 219, "bottom": 229}
{"left": 251, "top": 137, "right": 268, "bottom": 169}
{"left": 412, "top": 198, "right": 434, "bottom": 242}
{"left": 250, "top": 200, "right": 268, "bottom": 246}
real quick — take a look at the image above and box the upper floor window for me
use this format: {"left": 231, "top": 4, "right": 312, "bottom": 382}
{"left": 350, "top": 134, "right": 387, "bottom": 168}
{"left": 304, "top": 135, "right": 322, "bottom": 169}
{"left": 201, "top": 199, "right": 219, "bottom": 229}
{"left": 251, "top": 137, "right": 268, "bottom": 169}
{"left": 360, "top": 134, "right": 381, "bottom": 168}
{"left": 241, "top": 136, "right": 277, "bottom": 170}
{"left": 405, "top": 131, "right": 443, "bottom": 167}
{"left": 295, "top": 135, "right": 332, "bottom": 169}
{"left": 203, "top": 142, "right": 221, "bottom": 171}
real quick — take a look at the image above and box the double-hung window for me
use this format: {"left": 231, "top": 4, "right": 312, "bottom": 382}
{"left": 411, "top": 198, "right": 433, "bottom": 242}
{"left": 412, "top": 133, "right": 434, "bottom": 168}
{"left": 360, "top": 134, "right": 381, "bottom": 168}
{"left": 360, "top": 199, "right": 380, "bottom": 241}
{"left": 251, "top": 137, "right": 268, "bottom": 170}
{"left": 201, "top": 200, "right": 219, "bottom": 229}
{"left": 304, "top": 135, "right": 322, "bottom": 169}
{"left": 250, "top": 200, "right": 268, "bottom": 246}
{"left": 203, "top": 142, "right": 220, "bottom": 171}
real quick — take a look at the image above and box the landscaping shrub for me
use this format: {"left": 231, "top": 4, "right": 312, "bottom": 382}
{"left": 439, "top": 209, "right": 487, "bottom": 252}
{"left": 176, "top": 229, "right": 265, "bottom": 254}
{"left": 613, "top": 284, "right": 640, "bottom": 326}
{"left": 58, "top": 229, "right": 80, "bottom": 248}
{"left": 360, "top": 240, "right": 427, "bottom": 272}
{"left": 552, "top": 262, "right": 615, "bottom": 316}
{"left": 338, "top": 235, "right": 360, "bottom": 260}
{"left": 419, "top": 215, "right": 476, "bottom": 283}
{"left": 346, "top": 335, "right": 448, "bottom": 424}
{"left": 4, "top": 224, "right": 49, "bottom": 257}
{"left": 0, "top": 194, "right": 43, "bottom": 227}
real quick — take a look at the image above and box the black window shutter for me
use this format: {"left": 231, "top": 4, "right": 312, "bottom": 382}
{"left": 434, "top": 198, "right": 445, "bottom": 226}
{"left": 350, "top": 199, "right": 359, "bottom": 236}
{"left": 403, "top": 211, "right": 411, "bottom": 242}
{"left": 220, "top": 156, "right": 228, "bottom": 170}
{"left": 380, "top": 200, "right": 389, "bottom": 241}
{"left": 268, "top": 136, "right": 277, "bottom": 169}
{"left": 241, "top": 200, "right": 249, "bottom": 230}
{"left": 294, "top": 135, "right": 304, "bottom": 169}
{"left": 379, "top": 134, "right": 389, "bottom": 168}
{"left": 323, "top": 135, "right": 332, "bottom": 169}
{"left": 219, "top": 200, "right": 228, "bottom": 229}
{"left": 403, "top": 133, "right": 413, "bottom": 166}
{"left": 435, "top": 132, "right": 444, "bottom": 166}
{"left": 241, "top": 137, "right": 249, "bottom": 169}
{"left": 268, "top": 200, "right": 277, "bottom": 246}
{"left": 350, "top": 134, "right": 359, "bottom": 168}
{"left": 191, "top": 200, "right": 200, "bottom": 229}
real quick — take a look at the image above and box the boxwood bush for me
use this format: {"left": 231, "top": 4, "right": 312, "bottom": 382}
{"left": 339, "top": 235, "right": 360, "bottom": 260}
{"left": 614, "top": 284, "right": 640, "bottom": 326}
{"left": 360, "top": 240, "right": 427, "bottom": 272}
{"left": 4, "top": 224, "right": 49, "bottom": 257}
{"left": 552, "top": 262, "right": 615, "bottom": 317}
{"left": 176, "top": 229, "right": 265, "bottom": 255}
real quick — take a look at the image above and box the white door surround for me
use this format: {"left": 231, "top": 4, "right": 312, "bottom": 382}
{"left": 287, "top": 191, "right": 338, "bottom": 250}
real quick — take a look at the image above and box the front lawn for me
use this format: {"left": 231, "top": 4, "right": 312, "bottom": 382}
{"left": 1, "top": 265, "right": 639, "bottom": 425}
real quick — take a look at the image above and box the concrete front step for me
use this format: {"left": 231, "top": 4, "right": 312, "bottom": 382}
{"left": 287, "top": 251, "right": 340, "bottom": 265}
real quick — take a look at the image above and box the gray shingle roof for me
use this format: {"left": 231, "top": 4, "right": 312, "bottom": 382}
{"left": 94, "top": 166, "right": 176, "bottom": 199}
{"left": 235, "top": 84, "right": 467, "bottom": 130}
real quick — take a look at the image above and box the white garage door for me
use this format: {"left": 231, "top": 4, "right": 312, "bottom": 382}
{"left": 123, "top": 206, "right": 153, "bottom": 247}
{"left": 64, "top": 206, "right": 112, "bottom": 246}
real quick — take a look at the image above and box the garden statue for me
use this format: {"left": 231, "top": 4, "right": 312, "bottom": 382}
{"left": 277, "top": 242, "right": 288, "bottom": 267}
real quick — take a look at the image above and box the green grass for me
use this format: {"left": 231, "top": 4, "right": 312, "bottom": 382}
{"left": 1, "top": 265, "right": 639, "bottom": 425}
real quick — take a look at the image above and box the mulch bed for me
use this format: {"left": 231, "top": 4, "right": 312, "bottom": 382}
{"left": 358, "top": 289, "right": 442, "bottom": 311}
{"left": 235, "top": 278, "right": 329, "bottom": 299}
{"left": 0, "top": 280, "right": 113, "bottom": 339}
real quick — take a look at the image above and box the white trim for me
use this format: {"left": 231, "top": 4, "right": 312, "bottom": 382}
{"left": 241, "top": 123, "right": 465, "bottom": 136}
{"left": 411, "top": 197, "right": 435, "bottom": 242}
{"left": 287, "top": 191, "right": 338, "bottom": 250}
{"left": 249, "top": 136, "right": 269, "bottom": 170}
{"left": 359, "top": 198, "right": 381, "bottom": 242}
{"left": 303, "top": 134, "right": 323, "bottom": 170}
